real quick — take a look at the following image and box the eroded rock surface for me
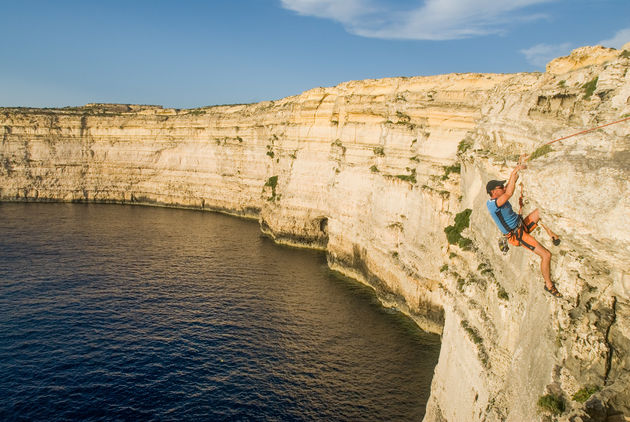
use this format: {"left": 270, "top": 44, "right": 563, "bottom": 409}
{"left": 1, "top": 46, "right": 629, "bottom": 421}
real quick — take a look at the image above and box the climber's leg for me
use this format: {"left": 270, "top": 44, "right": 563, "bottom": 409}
{"left": 534, "top": 243, "right": 553, "bottom": 289}
{"left": 526, "top": 208, "right": 560, "bottom": 244}
{"left": 519, "top": 230, "right": 555, "bottom": 290}
{"left": 523, "top": 209, "right": 540, "bottom": 230}
{"left": 540, "top": 222, "right": 560, "bottom": 244}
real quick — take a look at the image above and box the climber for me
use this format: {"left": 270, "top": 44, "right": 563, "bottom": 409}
{"left": 486, "top": 160, "right": 563, "bottom": 298}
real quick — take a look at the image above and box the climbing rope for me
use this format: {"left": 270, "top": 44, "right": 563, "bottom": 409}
{"left": 518, "top": 115, "right": 630, "bottom": 212}
{"left": 524, "top": 115, "right": 630, "bottom": 162}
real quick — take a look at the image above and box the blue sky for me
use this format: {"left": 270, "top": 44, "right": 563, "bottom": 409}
{"left": 1, "top": 0, "right": 629, "bottom": 109}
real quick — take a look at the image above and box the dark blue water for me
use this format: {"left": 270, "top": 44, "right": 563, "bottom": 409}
{"left": 0, "top": 203, "right": 440, "bottom": 421}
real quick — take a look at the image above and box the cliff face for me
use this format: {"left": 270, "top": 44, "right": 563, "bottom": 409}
{"left": 2, "top": 46, "right": 629, "bottom": 421}
{"left": 425, "top": 47, "right": 630, "bottom": 422}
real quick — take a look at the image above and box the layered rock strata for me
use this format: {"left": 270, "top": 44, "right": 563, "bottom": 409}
{"left": 2, "top": 46, "right": 629, "bottom": 421}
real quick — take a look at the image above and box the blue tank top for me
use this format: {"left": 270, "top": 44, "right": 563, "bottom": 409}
{"left": 486, "top": 199, "right": 519, "bottom": 234}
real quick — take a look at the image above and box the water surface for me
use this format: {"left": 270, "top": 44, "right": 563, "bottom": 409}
{"left": 0, "top": 203, "right": 440, "bottom": 421}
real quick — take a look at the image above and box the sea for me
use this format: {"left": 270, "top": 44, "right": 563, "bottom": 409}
{"left": 0, "top": 203, "right": 440, "bottom": 421}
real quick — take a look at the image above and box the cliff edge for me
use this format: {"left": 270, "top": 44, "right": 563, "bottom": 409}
{"left": 1, "top": 45, "right": 629, "bottom": 421}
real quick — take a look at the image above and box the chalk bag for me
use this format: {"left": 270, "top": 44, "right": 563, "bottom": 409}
{"left": 498, "top": 237, "right": 509, "bottom": 254}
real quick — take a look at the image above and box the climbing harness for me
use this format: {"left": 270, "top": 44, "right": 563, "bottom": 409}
{"left": 492, "top": 200, "right": 536, "bottom": 252}
{"left": 496, "top": 214, "right": 537, "bottom": 252}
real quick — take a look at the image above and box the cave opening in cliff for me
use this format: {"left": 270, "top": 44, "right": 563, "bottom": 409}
{"left": 319, "top": 217, "right": 328, "bottom": 234}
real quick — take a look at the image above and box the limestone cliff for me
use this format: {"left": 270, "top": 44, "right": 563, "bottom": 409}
{"left": 1, "top": 45, "right": 629, "bottom": 421}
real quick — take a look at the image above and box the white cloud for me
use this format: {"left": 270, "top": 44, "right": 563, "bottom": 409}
{"left": 280, "top": 0, "right": 556, "bottom": 40}
{"left": 520, "top": 42, "right": 572, "bottom": 68}
{"left": 520, "top": 27, "right": 630, "bottom": 69}
{"left": 598, "top": 28, "right": 630, "bottom": 49}
{"left": 279, "top": 0, "right": 371, "bottom": 21}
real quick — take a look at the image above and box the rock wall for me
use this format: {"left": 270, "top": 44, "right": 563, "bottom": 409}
{"left": 425, "top": 47, "right": 630, "bottom": 422}
{"left": 1, "top": 46, "right": 629, "bottom": 421}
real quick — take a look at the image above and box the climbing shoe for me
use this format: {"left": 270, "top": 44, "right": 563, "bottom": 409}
{"left": 544, "top": 284, "right": 562, "bottom": 298}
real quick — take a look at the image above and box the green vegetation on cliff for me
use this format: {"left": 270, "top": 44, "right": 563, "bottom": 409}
{"left": 442, "top": 164, "right": 461, "bottom": 180}
{"left": 582, "top": 76, "right": 598, "bottom": 99}
{"left": 572, "top": 386, "right": 599, "bottom": 403}
{"left": 537, "top": 394, "right": 565, "bottom": 415}
{"left": 529, "top": 144, "right": 553, "bottom": 160}
{"left": 264, "top": 176, "right": 278, "bottom": 201}
{"left": 445, "top": 209, "right": 473, "bottom": 249}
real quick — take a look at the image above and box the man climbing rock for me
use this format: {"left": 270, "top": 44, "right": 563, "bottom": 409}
{"left": 486, "top": 161, "right": 563, "bottom": 297}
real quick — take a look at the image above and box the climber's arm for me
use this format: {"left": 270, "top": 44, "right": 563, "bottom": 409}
{"left": 496, "top": 164, "right": 526, "bottom": 207}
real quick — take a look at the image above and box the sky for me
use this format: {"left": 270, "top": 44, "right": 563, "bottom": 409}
{"left": 1, "top": 0, "right": 629, "bottom": 109}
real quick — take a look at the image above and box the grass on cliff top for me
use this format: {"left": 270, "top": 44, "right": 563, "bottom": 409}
{"left": 537, "top": 394, "right": 565, "bottom": 415}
